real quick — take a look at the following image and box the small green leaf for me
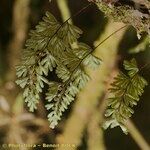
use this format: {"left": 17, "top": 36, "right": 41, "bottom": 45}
{"left": 104, "top": 59, "right": 148, "bottom": 133}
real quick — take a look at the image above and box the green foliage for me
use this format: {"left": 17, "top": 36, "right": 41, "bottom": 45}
{"left": 103, "top": 59, "right": 148, "bottom": 133}
{"left": 16, "top": 12, "right": 101, "bottom": 128}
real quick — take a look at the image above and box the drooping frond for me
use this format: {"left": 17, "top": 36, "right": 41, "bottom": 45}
{"left": 103, "top": 59, "right": 148, "bottom": 133}
{"left": 16, "top": 11, "right": 101, "bottom": 128}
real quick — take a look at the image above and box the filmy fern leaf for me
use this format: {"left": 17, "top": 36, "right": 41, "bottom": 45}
{"left": 16, "top": 11, "right": 101, "bottom": 128}
{"left": 104, "top": 59, "right": 148, "bottom": 133}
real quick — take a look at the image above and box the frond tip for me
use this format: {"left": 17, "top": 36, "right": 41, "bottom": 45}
{"left": 16, "top": 11, "right": 101, "bottom": 128}
{"left": 104, "top": 59, "right": 148, "bottom": 133}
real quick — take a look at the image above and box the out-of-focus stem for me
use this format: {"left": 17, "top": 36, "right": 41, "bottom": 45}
{"left": 126, "top": 119, "right": 150, "bottom": 150}
{"left": 87, "top": 109, "right": 106, "bottom": 150}
{"left": 87, "top": 67, "right": 118, "bottom": 150}
{"left": 7, "top": 0, "right": 30, "bottom": 81}
{"left": 0, "top": 0, "right": 30, "bottom": 103}
{"left": 56, "top": 0, "right": 72, "bottom": 24}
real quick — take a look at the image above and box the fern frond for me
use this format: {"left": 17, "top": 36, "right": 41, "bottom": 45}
{"left": 16, "top": 11, "right": 101, "bottom": 128}
{"left": 104, "top": 59, "right": 148, "bottom": 133}
{"left": 45, "top": 82, "right": 78, "bottom": 128}
{"left": 73, "top": 43, "right": 101, "bottom": 69}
